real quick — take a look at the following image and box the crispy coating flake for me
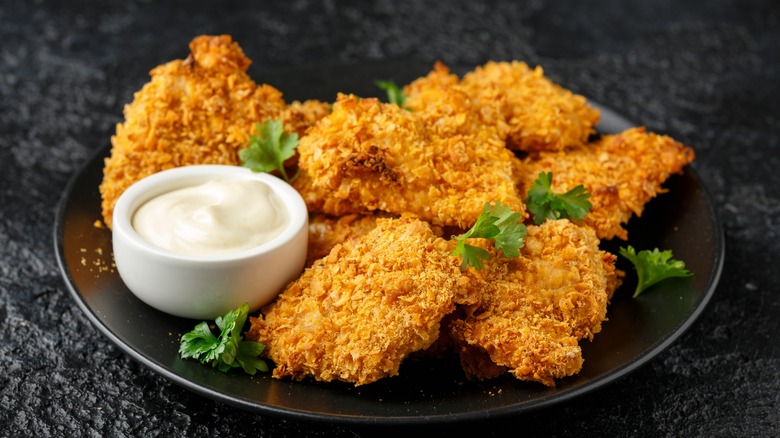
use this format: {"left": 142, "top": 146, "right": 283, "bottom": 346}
{"left": 246, "top": 217, "right": 467, "bottom": 386}
{"left": 460, "top": 60, "right": 601, "bottom": 152}
{"left": 449, "top": 220, "right": 618, "bottom": 386}
{"left": 403, "top": 62, "right": 508, "bottom": 140}
{"left": 305, "top": 212, "right": 388, "bottom": 268}
{"left": 98, "top": 35, "right": 327, "bottom": 228}
{"left": 518, "top": 127, "right": 695, "bottom": 240}
{"left": 294, "top": 92, "right": 525, "bottom": 228}
{"left": 404, "top": 63, "right": 528, "bottom": 209}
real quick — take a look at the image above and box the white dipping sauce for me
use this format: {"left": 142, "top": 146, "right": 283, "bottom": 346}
{"left": 132, "top": 179, "right": 289, "bottom": 256}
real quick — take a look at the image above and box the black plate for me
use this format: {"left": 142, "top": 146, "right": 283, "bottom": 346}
{"left": 54, "top": 62, "right": 724, "bottom": 425}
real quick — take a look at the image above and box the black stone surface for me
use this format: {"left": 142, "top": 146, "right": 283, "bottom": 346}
{"left": 1, "top": 0, "right": 778, "bottom": 436}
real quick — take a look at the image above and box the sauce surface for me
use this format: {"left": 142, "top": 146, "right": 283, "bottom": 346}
{"left": 132, "top": 178, "right": 289, "bottom": 256}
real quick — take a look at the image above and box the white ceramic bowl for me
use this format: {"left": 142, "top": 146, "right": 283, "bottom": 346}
{"left": 112, "top": 165, "right": 308, "bottom": 320}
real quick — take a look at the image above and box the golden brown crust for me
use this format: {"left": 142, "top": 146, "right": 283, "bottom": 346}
{"left": 403, "top": 61, "right": 508, "bottom": 141}
{"left": 305, "top": 212, "right": 390, "bottom": 268}
{"left": 282, "top": 99, "right": 332, "bottom": 137}
{"left": 294, "top": 92, "right": 525, "bottom": 228}
{"left": 449, "top": 220, "right": 617, "bottom": 386}
{"left": 246, "top": 217, "right": 467, "bottom": 386}
{"left": 98, "top": 35, "right": 327, "bottom": 228}
{"left": 460, "top": 61, "right": 600, "bottom": 152}
{"left": 517, "top": 127, "right": 696, "bottom": 240}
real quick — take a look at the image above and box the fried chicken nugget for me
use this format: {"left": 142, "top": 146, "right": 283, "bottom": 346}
{"left": 99, "top": 35, "right": 328, "bottom": 228}
{"left": 246, "top": 217, "right": 467, "bottom": 386}
{"left": 450, "top": 219, "right": 618, "bottom": 386}
{"left": 518, "top": 127, "right": 695, "bottom": 240}
{"left": 404, "top": 62, "right": 527, "bottom": 192}
{"left": 294, "top": 92, "right": 524, "bottom": 228}
{"left": 403, "top": 62, "right": 508, "bottom": 139}
{"left": 460, "top": 61, "right": 600, "bottom": 152}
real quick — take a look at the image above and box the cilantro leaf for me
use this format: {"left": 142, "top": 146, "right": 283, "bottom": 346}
{"left": 179, "top": 302, "right": 268, "bottom": 375}
{"left": 525, "top": 172, "right": 592, "bottom": 225}
{"left": 374, "top": 80, "right": 408, "bottom": 109}
{"left": 451, "top": 202, "right": 527, "bottom": 270}
{"left": 239, "top": 119, "right": 298, "bottom": 182}
{"left": 619, "top": 245, "right": 694, "bottom": 298}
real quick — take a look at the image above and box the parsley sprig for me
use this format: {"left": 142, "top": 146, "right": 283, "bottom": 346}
{"left": 451, "top": 202, "right": 527, "bottom": 270}
{"left": 179, "top": 302, "right": 268, "bottom": 375}
{"left": 374, "top": 80, "right": 408, "bottom": 109}
{"left": 619, "top": 245, "right": 693, "bottom": 298}
{"left": 526, "top": 172, "right": 592, "bottom": 225}
{"left": 239, "top": 119, "right": 299, "bottom": 182}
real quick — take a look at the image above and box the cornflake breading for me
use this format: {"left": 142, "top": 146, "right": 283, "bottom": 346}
{"left": 460, "top": 60, "right": 600, "bottom": 152}
{"left": 404, "top": 62, "right": 528, "bottom": 213}
{"left": 246, "top": 217, "right": 468, "bottom": 386}
{"left": 305, "top": 212, "right": 390, "bottom": 268}
{"left": 450, "top": 219, "right": 618, "bottom": 386}
{"left": 99, "top": 35, "right": 328, "bottom": 228}
{"left": 294, "top": 93, "right": 525, "bottom": 228}
{"left": 403, "top": 62, "right": 508, "bottom": 141}
{"left": 517, "top": 127, "right": 695, "bottom": 240}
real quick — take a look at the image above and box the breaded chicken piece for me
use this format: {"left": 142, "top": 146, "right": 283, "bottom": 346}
{"left": 460, "top": 60, "right": 600, "bottom": 152}
{"left": 449, "top": 219, "right": 618, "bottom": 386}
{"left": 404, "top": 62, "right": 527, "bottom": 190}
{"left": 517, "top": 127, "right": 695, "bottom": 240}
{"left": 246, "top": 217, "right": 467, "bottom": 386}
{"left": 305, "top": 212, "right": 386, "bottom": 268}
{"left": 403, "top": 62, "right": 508, "bottom": 139}
{"left": 293, "top": 93, "right": 525, "bottom": 228}
{"left": 99, "top": 35, "right": 328, "bottom": 228}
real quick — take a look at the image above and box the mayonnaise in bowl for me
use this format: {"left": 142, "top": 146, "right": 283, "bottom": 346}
{"left": 132, "top": 178, "right": 290, "bottom": 256}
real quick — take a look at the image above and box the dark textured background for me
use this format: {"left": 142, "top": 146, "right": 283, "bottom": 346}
{"left": 1, "top": 0, "right": 778, "bottom": 436}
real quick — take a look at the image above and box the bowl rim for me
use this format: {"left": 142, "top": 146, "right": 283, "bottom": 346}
{"left": 112, "top": 164, "right": 308, "bottom": 263}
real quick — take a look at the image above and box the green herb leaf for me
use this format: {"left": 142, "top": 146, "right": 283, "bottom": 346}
{"left": 451, "top": 202, "right": 527, "bottom": 270}
{"left": 179, "top": 302, "right": 268, "bottom": 375}
{"left": 452, "top": 240, "right": 492, "bottom": 271}
{"left": 374, "top": 80, "right": 408, "bottom": 109}
{"left": 619, "top": 245, "right": 694, "bottom": 298}
{"left": 236, "top": 341, "right": 269, "bottom": 375}
{"left": 490, "top": 202, "right": 527, "bottom": 259}
{"left": 525, "top": 172, "right": 592, "bottom": 225}
{"left": 178, "top": 321, "right": 221, "bottom": 361}
{"left": 239, "top": 119, "right": 298, "bottom": 181}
